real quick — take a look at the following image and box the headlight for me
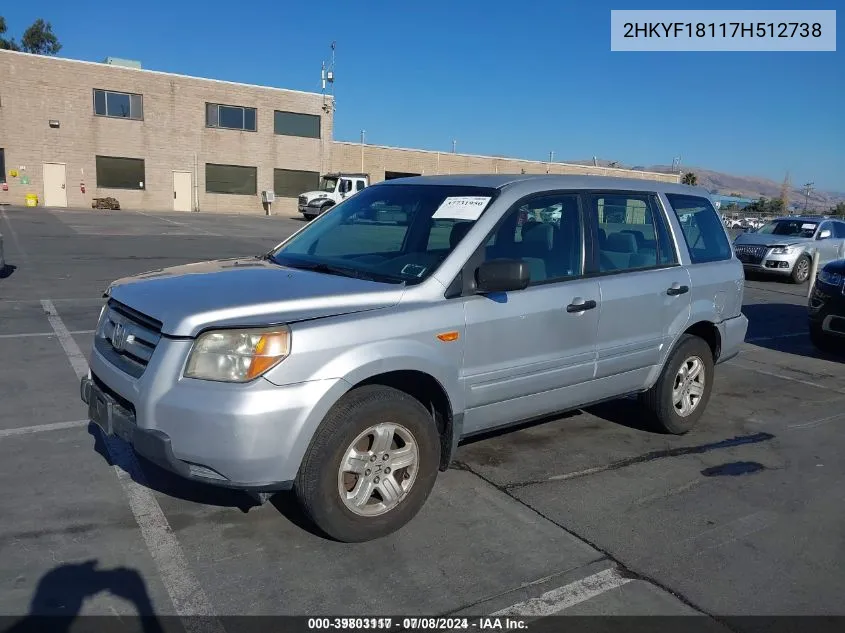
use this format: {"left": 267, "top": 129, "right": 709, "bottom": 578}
{"left": 769, "top": 245, "right": 798, "bottom": 255}
{"left": 818, "top": 269, "right": 844, "bottom": 287}
{"left": 184, "top": 326, "right": 291, "bottom": 383}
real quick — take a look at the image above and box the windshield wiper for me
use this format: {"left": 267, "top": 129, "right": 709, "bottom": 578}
{"left": 282, "top": 261, "right": 366, "bottom": 279}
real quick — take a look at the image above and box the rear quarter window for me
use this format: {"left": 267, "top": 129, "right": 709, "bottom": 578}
{"left": 665, "top": 194, "right": 732, "bottom": 264}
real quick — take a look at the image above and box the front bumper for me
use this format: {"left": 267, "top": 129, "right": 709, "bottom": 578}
{"left": 808, "top": 282, "right": 845, "bottom": 338}
{"left": 83, "top": 337, "right": 349, "bottom": 490}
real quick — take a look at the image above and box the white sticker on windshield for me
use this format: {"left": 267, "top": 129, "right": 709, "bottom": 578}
{"left": 432, "top": 196, "right": 492, "bottom": 220}
{"left": 802, "top": 223, "right": 816, "bottom": 229}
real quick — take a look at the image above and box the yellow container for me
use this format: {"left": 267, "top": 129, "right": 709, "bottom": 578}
{"left": 25, "top": 194, "right": 38, "bottom": 207}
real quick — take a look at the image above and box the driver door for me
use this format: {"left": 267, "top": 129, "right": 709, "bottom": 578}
{"left": 460, "top": 193, "right": 601, "bottom": 435}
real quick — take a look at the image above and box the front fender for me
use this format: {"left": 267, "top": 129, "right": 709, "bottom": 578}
{"left": 314, "top": 338, "right": 463, "bottom": 414}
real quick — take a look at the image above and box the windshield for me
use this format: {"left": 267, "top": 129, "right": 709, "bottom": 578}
{"left": 756, "top": 219, "right": 817, "bottom": 238}
{"left": 320, "top": 177, "right": 338, "bottom": 192}
{"left": 269, "top": 184, "right": 499, "bottom": 285}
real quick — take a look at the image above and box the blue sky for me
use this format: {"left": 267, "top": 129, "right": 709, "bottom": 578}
{"left": 4, "top": 1, "right": 842, "bottom": 190}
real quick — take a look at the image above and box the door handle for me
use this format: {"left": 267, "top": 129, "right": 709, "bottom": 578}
{"left": 667, "top": 284, "right": 689, "bottom": 296}
{"left": 566, "top": 298, "right": 597, "bottom": 313}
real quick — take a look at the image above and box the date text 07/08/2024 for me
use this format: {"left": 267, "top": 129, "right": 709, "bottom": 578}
{"left": 306, "top": 617, "right": 528, "bottom": 631}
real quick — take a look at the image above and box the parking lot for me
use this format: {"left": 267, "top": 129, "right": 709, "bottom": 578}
{"left": 1, "top": 205, "right": 844, "bottom": 626}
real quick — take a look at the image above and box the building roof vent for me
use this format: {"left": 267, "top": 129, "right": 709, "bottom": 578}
{"left": 103, "top": 57, "right": 142, "bottom": 69}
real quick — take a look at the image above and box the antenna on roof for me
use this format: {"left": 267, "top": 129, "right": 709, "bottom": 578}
{"left": 321, "top": 41, "right": 336, "bottom": 114}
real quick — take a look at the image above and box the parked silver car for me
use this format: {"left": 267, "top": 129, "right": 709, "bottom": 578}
{"left": 733, "top": 216, "right": 845, "bottom": 283}
{"left": 80, "top": 175, "right": 747, "bottom": 542}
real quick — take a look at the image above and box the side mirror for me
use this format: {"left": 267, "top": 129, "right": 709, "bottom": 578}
{"left": 476, "top": 259, "right": 530, "bottom": 293}
{"left": 818, "top": 229, "right": 832, "bottom": 240}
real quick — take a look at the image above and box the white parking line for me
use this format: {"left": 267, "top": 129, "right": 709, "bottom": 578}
{"left": 128, "top": 208, "right": 225, "bottom": 237}
{"left": 41, "top": 299, "right": 224, "bottom": 631}
{"left": 0, "top": 419, "right": 89, "bottom": 438}
{"left": 728, "top": 360, "right": 845, "bottom": 395}
{"left": 0, "top": 329, "right": 94, "bottom": 339}
{"left": 491, "top": 567, "right": 632, "bottom": 616}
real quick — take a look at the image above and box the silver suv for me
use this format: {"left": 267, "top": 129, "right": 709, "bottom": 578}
{"left": 733, "top": 216, "right": 845, "bottom": 283}
{"left": 80, "top": 175, "right": 747, "bottom": 542}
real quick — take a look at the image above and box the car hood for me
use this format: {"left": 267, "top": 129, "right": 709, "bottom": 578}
{"left": 106, "top": 258, "right": 405, "bottom": 337}
{"left": 734, "top": 232, "right": 811, "bottom": 247}
{"left": 301, "top": 190, "right": 332, "bottom": 200}
{"left": 822, "top": 258, "right": 845, "bottom": 274}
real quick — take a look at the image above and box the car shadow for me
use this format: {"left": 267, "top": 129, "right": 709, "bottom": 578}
{"left": 0, "top": 263, "right": 17, "bottom": 279}
{"left": 4, "top": 560, "right": 173, "bottom": 633}
{"left": 742, "top": 302, "right": 844, "bottom": 362}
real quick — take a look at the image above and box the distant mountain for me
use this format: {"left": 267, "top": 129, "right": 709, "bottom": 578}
{"left": 570, "top": 159, "right": 844, "bottom": 210}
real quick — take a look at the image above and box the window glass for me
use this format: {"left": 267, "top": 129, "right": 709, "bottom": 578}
{"left": 94, "top": 90, "right": 107, "bottom": 116}
{"left": 93, "top": 89, "right": 143, "bottom": 120}
{"left": 756, "top": 219, "right": 816, "bottom": 238}
{"left": 96, "top": 156, "right": 145, "bottom": 190}
{"left": 591, "top": 193, "right": 671, "bottom": 272}
{"left": 270, "top": 184, "right": 499, "bottom": 285}
{"left": 481, "top": 194, "right": 583, "bottom": 284}
{"left": 665, "top": 194, "right": 733, "bottom": 264}
{"left": 207, "top": 104, "right": 256, "bottom": 131}
{"left": 218, "top": 105, "right": 244, "bottom": 129}
{"left": 274, "top": 169, "right": 320, "bottom": 198}
{"left": 107, "top": 92, "right": 131, "bottom": 118}
{"left": 205, "top": 164, "right": 257, "bottom": 195}
{"left": 833, "top": 222, "right": 845, "bottom": 239}
{"left": 274, "top": 111, "right": 320, "bottom": 138}
{"left": 0, "top": 148, "right": 5, "bottom": 184}
{"left": 356, "top": 180, "right": 366, "bottom": 192}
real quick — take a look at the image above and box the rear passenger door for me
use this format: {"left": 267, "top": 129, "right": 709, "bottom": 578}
{"left": 587, "top": 192, "right": 691, "bottom": 391}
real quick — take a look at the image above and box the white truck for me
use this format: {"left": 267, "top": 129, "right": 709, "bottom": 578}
{"left": 298, "top": 173, "right": 369, "bottom": 220}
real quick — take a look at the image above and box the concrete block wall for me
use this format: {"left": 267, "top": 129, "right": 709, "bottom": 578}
{"left": 330, "top": 142, "right": 680, "bottom": 185}
{"left": 0, "top": 50, "right": 331, "bottom": 215}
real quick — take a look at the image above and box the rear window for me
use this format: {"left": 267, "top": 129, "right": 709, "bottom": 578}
{"left": 666, "top": 194, "right": 732, "bottom": 264}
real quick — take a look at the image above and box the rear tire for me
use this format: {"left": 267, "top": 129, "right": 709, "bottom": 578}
{"left": 790, "top": 254, "right": 811, "bottom": 284}
{"left": 640, "top": 334, "right": 715, "bottom": 435}
{"left": 294, "top": 385, "right": 441, "bottom": 542}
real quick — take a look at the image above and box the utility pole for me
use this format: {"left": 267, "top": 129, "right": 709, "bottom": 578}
{"left": 803, "top": 181, "right": 814, "bottom": 212}
{"left": 548, "top": 150, "right": 554, "bottom": 173}
{"left": 360, "top": 130, "right": 366, "bottom": 172}
{"left": 452, "top": 139, "right": 457, "bottom": 154}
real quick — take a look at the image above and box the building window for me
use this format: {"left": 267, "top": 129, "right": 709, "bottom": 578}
{"left": 273, "top": 169, "right": 320, "bottom": 198}
{"left": 96, "top": 156, "right": 145, "bottom": 190}
{"left": 0, "top": 149, "right": 5, "bottom": 184}
{"left": 93, "top": 89, "right": 144, "bottom": 120}
{"left": 273, "top": 111, "right": 320, "bottom": 138}
{"left": 206, "top": 103, "right": 257, "bottom": 132}
{"left": 206, "top": 164, "right": 257, "bottom": 195}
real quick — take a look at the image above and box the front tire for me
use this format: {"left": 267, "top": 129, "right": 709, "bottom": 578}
{"left": 790, "top": 254, "right": 811, "bottom": 284}
{"left": 640, "top": 334, "right": 715, "bottom": 434}
{"left": 294, "top": 385, "right": 441, "bottom": 542}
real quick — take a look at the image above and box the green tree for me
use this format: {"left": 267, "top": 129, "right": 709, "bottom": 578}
{"left": 681, "top": 172, "right": 698, "bottom": 186}
{"left": 830, "top": 202, "right": 845, "bottom": 218}
{"left": 0, "top": 16, "right": 61, "bottom": 54}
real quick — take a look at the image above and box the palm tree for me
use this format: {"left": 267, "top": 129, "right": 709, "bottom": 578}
{"left": 681, "top": 172, "right": 698, "bottom": 186}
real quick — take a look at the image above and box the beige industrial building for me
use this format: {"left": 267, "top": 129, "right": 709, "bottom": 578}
{"left": 0, "top": 49, "right": 678, "bottom": 216}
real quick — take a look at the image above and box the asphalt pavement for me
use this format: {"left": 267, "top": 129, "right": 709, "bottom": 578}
{"left": 1, "top": 206, "right": 844, "bottom": 627}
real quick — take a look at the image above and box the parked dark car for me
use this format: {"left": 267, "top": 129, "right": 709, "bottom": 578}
{"left": 808, "top": 258, "right": 845, "bottom": 353}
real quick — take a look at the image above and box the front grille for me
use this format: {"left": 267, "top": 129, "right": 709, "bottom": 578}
{"left": 298, "top": 195, "right": 308, "bottom": 206}
{"left": 734, "top": 245, "right": 767, "bottom": 265}
{"left": 95, "top": 300, "right": 162, "bottom": 378}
